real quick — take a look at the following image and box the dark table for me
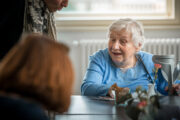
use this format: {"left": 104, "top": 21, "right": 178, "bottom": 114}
{"left": 55, "top": 95, "right": 180, "bottom": 120}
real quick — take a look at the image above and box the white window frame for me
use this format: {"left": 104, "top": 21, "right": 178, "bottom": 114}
{"left": 55, "top": 0, "right": 180, "bottom": 30}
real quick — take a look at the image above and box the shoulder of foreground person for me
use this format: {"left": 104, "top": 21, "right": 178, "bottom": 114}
{"left": 0, "top": 95, "right": 49, "bottom": 120}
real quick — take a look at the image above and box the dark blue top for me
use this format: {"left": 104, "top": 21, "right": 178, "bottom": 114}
{"left": 0, "top": 95, "right": 49, "bottom": 120}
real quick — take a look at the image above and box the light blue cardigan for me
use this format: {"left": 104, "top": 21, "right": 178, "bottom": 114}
{"left": 81, "top": 48, "right": 180, "bottom": 96}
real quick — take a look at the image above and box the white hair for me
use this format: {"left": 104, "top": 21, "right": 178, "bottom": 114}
{"left": 108, "top": 18, "right": 145, "bottom": 49}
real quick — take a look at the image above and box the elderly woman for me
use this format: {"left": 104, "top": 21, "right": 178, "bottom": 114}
{"left": 81, "top": 18, "right": 180, "bottom": 97}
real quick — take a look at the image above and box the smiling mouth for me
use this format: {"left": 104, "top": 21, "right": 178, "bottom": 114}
{"left": 112, "top": 52, "right": 122, "bottom": 56}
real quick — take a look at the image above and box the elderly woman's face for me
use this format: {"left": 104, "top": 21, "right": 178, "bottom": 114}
{"left": 108, "top": 29, "right": 140, "bottom": 67}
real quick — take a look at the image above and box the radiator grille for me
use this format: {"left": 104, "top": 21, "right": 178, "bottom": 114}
{"left": 77, "top": 38, "right": 180, "bottom": 78}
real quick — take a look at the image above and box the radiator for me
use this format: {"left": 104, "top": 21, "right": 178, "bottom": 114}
{"left": 76, "top": 38, "right": 180, "bottom": 78}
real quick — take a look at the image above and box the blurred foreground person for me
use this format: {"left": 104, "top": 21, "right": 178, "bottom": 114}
{"left": 0, "top": 33, "right": 74, "bottom": 120}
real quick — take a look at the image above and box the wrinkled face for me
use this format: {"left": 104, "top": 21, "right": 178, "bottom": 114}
{"left": 108, "top": 29, "right": 140, "bottom": 67}
{"left": 44, "top": 0, "right": 68, "bottom": 12}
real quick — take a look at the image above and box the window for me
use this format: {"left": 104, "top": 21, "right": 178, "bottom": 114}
{"left": 55, "top": 0, "right": 179, "bottom": 29}
{"left": 56, "top": 0, "right": 174, "bottom": 20}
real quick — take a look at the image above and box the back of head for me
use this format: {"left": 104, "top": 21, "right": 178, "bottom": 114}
{"left": 0, "top": 33, "right": 74, "bottom": 113}
{"left": 108, "top": 18, "right": 145, "bottom": 48}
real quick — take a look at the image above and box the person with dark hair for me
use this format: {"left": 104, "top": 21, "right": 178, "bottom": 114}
{"left": 0, "top": 33, "right": 74, "bottom": 119}
{"left": 0, "top": 0, "right": 68, "bottom": 60}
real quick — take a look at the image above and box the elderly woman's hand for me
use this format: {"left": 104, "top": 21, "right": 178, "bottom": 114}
{"left": 44, "top": 0, "right": 68, "bottom": 12}
{"left": 107, "top": 83, "right": 130, "bottom": 98}
{"left": 172, "top": 84, "right": 180, "bottom": 96}
{"left": 165, "top": 84, "right": 180, "bottom": 96}
{"left": 107, "top": 86, "right": 115, "bottom": 98}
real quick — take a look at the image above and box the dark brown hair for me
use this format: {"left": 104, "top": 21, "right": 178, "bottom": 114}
{"left": 0, "top": 33, "right": 74, "bottom": 113}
